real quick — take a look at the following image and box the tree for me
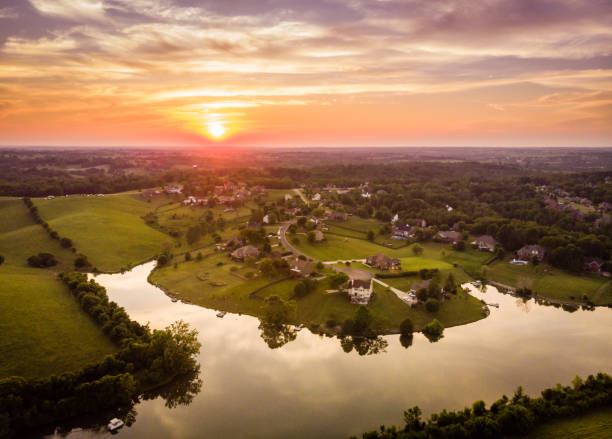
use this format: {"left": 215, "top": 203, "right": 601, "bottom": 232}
{"left": 330, "top": 272, "right": 349, "bottom": 288}
{"left": 444, "top": 273, "right": 457, "bottom": 294}
{"left": 412, "top": 244, "right": 424, "bottom": 256}
{"left": 399, "top": 318, "right": 414, "bottom": 336}
{"left": 353, "top": 306, "right": 372, "bottom": 334}
{"left": 262, "top": 295, "right": 294, "bottom": 327}
{"left": 196, "top": 252, "right": 203, "bottom": 261}
{"left": 184, "top": 252, "right": 191, "bottom": 262}
{"left": 60, "top": 237, "right": 73, "bottom": 248}
{"left": 453, "top": 240, "right": 466, "bottom": 251}
{"left": 27, "top": 252, "right": 57, "bottom": 268}
{"left": 367, "top": 230, "right": 375, "bottom": 241}
{"left": 186, "top": 226, "right": 201, "bottom": 245}
{"left": 307, "top": 230, "right": 316, "bottom": 243}
{"left": 425, "top": 298, "right": 440, "bottom": 312}
{"left": 0, "top": 255, "right": 4, "bottom": 265}
{"left": 422, "top": 319, "right": 444, "bottom": 342}
{"left": 74, "top": 254, "right": 90, "bottom": 269}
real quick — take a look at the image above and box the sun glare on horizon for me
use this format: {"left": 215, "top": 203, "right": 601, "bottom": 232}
{"left": 208, "top": 123, "right": 226, "bottom": 140}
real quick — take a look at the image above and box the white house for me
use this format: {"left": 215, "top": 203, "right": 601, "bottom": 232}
{"left": 312, "top": 193, "right": 321, "bottom": 201}
{"left": 348, "top": 279, "right": 373, "bottom": 304}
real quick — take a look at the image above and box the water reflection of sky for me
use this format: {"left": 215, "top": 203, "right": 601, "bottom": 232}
{"left": 53, "top": 263, "right": 612, "bottom": 439}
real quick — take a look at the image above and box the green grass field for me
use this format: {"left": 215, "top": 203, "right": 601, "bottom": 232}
{"left": 0, "top": 197, "right": 117, "bottom": 378}
{"left": 527, "top": 406, "right": 612, "bottom": 439}
{"left": 33, "top": 193, "right": 172, "bottom": 272}
{"left": 484, "top": 260, "right": 612, "bottom": 305}
{"left": 149, "top": 252, "right": 282, "bottom": 315}
{"left": 0, "top": 198, "right": 76, "bottom": 270}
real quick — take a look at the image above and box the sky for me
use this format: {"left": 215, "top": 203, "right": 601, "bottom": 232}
{"left": 0, "top": 0, "right": 611, "bottom": 147}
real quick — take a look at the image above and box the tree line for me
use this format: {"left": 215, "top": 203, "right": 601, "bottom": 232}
{"left": 352, "top": 372, "right": 612, "bottom": 439}
{"left": 0, "top": 273, "right": 201, "bottom": 438}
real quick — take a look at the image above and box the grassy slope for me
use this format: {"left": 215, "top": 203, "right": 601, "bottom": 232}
{"left": 526, "top": 406, "right": 612, "bottom": 439}
{"left": 33, "top": 193, "right": 172, "bottom": 272}
{"left": 0, "top": 198, "right": 116, "bottom": 378}
{"left": 485, "top": 260, "right": 612, "bottom": 305}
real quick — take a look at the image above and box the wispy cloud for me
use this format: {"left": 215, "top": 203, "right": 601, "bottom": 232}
{"left": 0, "top": 0, "right": 610, "bottom": 146}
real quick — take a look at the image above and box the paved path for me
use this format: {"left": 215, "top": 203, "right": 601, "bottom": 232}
{"left": 372, "top": 278, "right": 415, "bottom": 303}
{"left": 293, "top": 188, "right": 308, "bottom": 204}
{"left": 279, "top": 220, "right": 416, "bottom": 305}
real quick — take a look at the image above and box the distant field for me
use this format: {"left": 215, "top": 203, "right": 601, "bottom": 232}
{"left": 0, "top": 265, "right": 117, "bottom": 379}
{"left": 485, "top": 260, "right": 612, "bottom": 305}
{"left": 0, "top": 198, "right": 75, "bottom": 270}
{"left": 34, "top": 193, "right": 172, "bottom": 272}
{"left": 527, "top": 406, "right": 612, "bottom": 439}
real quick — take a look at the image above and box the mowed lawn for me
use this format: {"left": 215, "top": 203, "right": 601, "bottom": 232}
{"left": 0, "top": 265, "right": 117, "bottom": 379}
{"left": 527, "top": 406, "right": 612, "bottom": 439}
{"left": 34, "top": 193, "right": 172, "bottom": 272}
{"left": 255, "top": 280, "right": 486, "bottom": 333}
{"left": 149, "top": 252, "right": 283, "bottom": 315}
{"left": 485, "top": 260, "right": 612, "bottom": 305}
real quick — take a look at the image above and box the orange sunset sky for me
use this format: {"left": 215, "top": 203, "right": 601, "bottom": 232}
{"left": 0, "top": 0, "right": 611, "bottom": 147}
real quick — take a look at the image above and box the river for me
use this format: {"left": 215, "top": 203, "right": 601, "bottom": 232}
{"left": 46, "top": 261, "right": 612, "bottom": 438}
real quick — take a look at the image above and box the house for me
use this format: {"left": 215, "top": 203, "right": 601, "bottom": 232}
{"left": 361, "top": 192, "right": 371, "bottom": 198}
{"left": 218, "top": 195, "right": 235, "bottom": 205}
{"left": 262, "top": 214, "right": 270, "bottom": 224}
{"left": 284, "top": 193, "right": 293, "bottom": 201}
{"left": 473, "top": 235, "right": 498, "bottom": 252}
{"left": 391, "top": 213, "right": 399, "bottom": 223}
{"left": 289, "top": 258, "right": 314, "bottom": 278}
{"left": 164, "top": 185, "right": 182, "bottom": 194}
{"left": 230, "top": 245, "right": 260, "bottom": 261}
{"left": 517, "top": 245, "right": 545, "bottom": 262}
{"left": 435, "top": 230, "right": 462, "bottom": 243}
{"left": 392, "top": 223, "right": 413, "bottom": 240}
{"left": 599, "top": 202, "right": 612, "bottom": 213}
{"left": 584, "top": 257, "right": 605, "bottom": 273}
{"left": 312, "top": 193, "right": 321, "bottom": 201}
{"left": 329, "top": 211, "right": 347, "bottom": 221}
{"left": 348, "top": 279, "right": 373, "bottom": 304}
{"left": 141, "top": 189, "right": 160, "bottom": 198}
{"left": 409, "top": 279, "right": 431, "bottom": 294}
{"left": 414, "top": 219, "right": 427, "bottom": 228}
{"left": 223, "top": 236, "right": 246, "bottom": 249}
{"left": 366, "top": 253, "right": 400, "bottom": 271}
{"left": 314, "top": 230, "right": 325, "bottom": 242}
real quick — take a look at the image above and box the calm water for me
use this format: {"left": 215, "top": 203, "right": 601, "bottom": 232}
{"left": 47, "top": 262, "right": 612, "bottom": 438}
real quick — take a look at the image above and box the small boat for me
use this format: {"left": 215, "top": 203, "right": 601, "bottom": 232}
{"left": 171, "top": 297, "right": 178, "bottom": 303}
{"left": 294, "top": 324, "right": 304, "bottom": 331}
{"left": 107, "top": 418, "right": 124, "bottom": 431}
{"left": 216, "top": 311, "right": 226, "bottom": 318}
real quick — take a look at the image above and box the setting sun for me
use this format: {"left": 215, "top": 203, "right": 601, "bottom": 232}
{"left": 208, "top": 123, "right": 226, "bottom": 139}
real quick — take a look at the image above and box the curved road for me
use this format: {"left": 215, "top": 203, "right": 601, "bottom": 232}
{"left": 278, "top": 221, "right": 374, "bottom": 282}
